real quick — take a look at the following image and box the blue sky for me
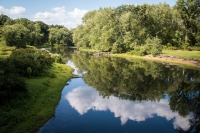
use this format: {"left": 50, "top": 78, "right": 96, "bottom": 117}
{"left": 0, "top": 0, "right": 176, "bottom": 29}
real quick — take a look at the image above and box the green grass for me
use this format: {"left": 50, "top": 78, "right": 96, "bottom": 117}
{"left": 0, "top": 44, "right": 15, "bottom": 58}
{"left": 0, "top": 63, "right": 73, "bottom": 133}
{"left": 162, "top": 50, "right": 200, "bottom": 59}
{"left": 79, "top": 48, "right": 99, "bottom": 52}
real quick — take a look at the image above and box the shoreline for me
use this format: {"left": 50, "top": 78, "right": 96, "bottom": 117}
{"left": 83, "top": 49, "right": 200, "bottom": 69}
{"left": 1, "top": 63, "right": 73, "bottom": 133}
{"left": 142, "top": 55, "right": 200, "bottom": 68}
{"left": 112, "top": 54, "right": 200, "bottom": 69}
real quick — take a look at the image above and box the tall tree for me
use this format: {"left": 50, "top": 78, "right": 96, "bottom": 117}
{"left": 49, "top": 26, "right": 73, "bottom": 45}
{"left": 176, "top": 0, "right": 200, "bottom": 46}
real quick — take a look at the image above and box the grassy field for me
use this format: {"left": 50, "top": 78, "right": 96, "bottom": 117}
{"left": 0, "top": 63, "right": 73, "bottom": 133}
{"left": 162, "top": 50, "right": 200, "bottom": 59}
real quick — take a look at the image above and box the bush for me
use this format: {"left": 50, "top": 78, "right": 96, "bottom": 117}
{"left": 0, "top": 58, "right": 27, "bottom": 102}
{"left": 51, "top": 53, "right": 63, "bottom": 63}
{"left": 128, "top": 46, "right": 147, "bottom": 56}
{"left": 6, "top": 48, "right": 54, "bottom": 77}
{"left": 0, "top": 73, "right": 27, "bottom": 102}
{"left": 144, "top": 37, "right": 162, "bottom": 56}
{"left": 128, "top": 37, "right": 162, "bottom": 56}
{"left": 111, "top": 42, "right": 124, "bottom": 53}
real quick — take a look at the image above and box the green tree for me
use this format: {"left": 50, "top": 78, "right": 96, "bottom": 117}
{"left": 49, "top": 26, "right": 73, "bottom": 45}
{"left": 176, "top": 0, "right": 200, "bottom": 46}
{"left": 34, "top": 21, "right": 49, "bottom": 44}
{"left": 2, "top": 24, "right": 29, "bottom": 48}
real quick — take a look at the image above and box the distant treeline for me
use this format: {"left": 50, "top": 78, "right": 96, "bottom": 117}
{"left": 0, "top": 14, "right": 74, "bottom": 48}
{"left": 0, "top": 0, "right": 199, "bottom": 56}
{"left": 73, "top": 0, "right": 200, "bottom": 55}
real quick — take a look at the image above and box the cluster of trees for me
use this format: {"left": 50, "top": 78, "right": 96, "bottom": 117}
{"left": 0, "top": 14, "right": 73, "bottom": 48}
{"left": 0, "top": 47, "right": 63, "bottom": 101}
{"left": 73, "top": 0, "right": 200, "bottom": 55}
{"left": 71, "top": 51, "right": 200, "bottom": 132}
{"left": 0, "top": 14, "right": 74, "bottom": 102}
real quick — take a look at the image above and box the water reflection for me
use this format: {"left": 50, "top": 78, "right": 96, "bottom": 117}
{"left": 65, "top": 86, "right": 192, "bottom": 131}
{"left": 38, "top": 47, "right": 200, "bottom": 133}
{"left": 71, "top": 51, "right": 200, "bottom": 132}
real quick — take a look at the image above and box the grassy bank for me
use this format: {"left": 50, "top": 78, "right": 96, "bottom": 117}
{"left": 162, "top": 50, "right": 200, "bottom": 59}
{"left": 113, "top": 53, "right": 200, "bottom": 69}
{"left": 80, "top": 48, "right": 200, "bottom": 68}
{"left": 0, "top": 63, "right": 73, "bottom": 133}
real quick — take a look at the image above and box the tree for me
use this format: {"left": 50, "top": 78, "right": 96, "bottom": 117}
{"left": 0, "top": 14, "right": 10, "bottom": 26}
{"left": 29, "top": 23, "right": 44, "bottom": 45}
{"left": 49, "top": 26, "right": 73, "bottom": 45}
{"left": 34, "top": 21, "right": 49, "bottom": 44}
{"left": 2, "top": 24, "right": 29, "bottom": 48}
{"left": 176, "top": 0, "right": 200, "bottom": 46}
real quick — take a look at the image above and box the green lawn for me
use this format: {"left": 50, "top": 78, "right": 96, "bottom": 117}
{"left": 162, "top": 50, "right": 200, "bottom": 59}
{"left": 0, "top": 63, "right": 73, "bottom": 133}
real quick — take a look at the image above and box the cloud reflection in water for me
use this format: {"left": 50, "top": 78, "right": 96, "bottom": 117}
{"left": 65, "top": 86, "right": 192, "bottom": 131}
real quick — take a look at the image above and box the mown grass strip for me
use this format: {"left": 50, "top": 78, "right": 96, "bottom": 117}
{"left": 78, "top": 48, "right": 200, "bottom": 68}
{"left": 162, "top": 50, "right": 200, "bottom": 59}
{"left": 0, "top": 63, "right": 73, "bottom": 133}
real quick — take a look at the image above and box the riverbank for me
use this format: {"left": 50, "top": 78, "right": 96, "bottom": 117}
{"left": 112, "top": 53, "right": 200, "bottom": 69}
{"left": 80, "top": 48, "right": 200, "bottom": 69}
{"left": 0, "top": 63, "right": 73, "bottom": 133}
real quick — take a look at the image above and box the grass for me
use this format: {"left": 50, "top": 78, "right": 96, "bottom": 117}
{"left": 162, "top": 50, "right": 200, "bottom": 59}
{"left": 0, "top": 43, "right": 15, "bottom": 58}
{"left": 112, "top": 53, "right": 200, "bottom": 69}
{"left": 79, "top": 48, "right": 99, "bottom": 52}
{"left": 0, "top": 63, "right": 73, "bottom": 133}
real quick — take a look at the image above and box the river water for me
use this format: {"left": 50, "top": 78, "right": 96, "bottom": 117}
{"left": 38, "top": 47, "right": 200, "bottom": 133}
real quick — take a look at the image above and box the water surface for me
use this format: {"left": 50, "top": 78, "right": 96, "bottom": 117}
{"left": 38, "top": 48, "right": 200, "bottom": 133}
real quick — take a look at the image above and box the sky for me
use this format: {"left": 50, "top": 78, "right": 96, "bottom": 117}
{"left": 0, "top": 0, "right": 177, "bottom": 29}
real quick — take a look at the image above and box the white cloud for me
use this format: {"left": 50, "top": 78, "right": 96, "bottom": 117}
{"left": 65, "top": 86, "right": 193, "bottom": 131}
{"left": 34, "top": 7, "right": 88, "bottom": 29}
{"left": 68, "top": 8, "right": 88, "bottom": 19}
{"left": 0, "top": 6, "right": 26, "bottom": 15}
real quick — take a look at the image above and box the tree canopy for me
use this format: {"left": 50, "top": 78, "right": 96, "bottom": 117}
{"left": 73, "top": 1, "right": 200, "bottom": 55}
{"left": 0, "top": 15, "right": 74, "bottom": 47}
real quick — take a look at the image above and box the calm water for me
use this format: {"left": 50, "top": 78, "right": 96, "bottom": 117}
{"left": 38, "top": 47, "right": 200, "bottom": 133}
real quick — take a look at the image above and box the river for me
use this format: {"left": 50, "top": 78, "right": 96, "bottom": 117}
{"left": 38, "top": 46, "right": 200, "bottom": 133}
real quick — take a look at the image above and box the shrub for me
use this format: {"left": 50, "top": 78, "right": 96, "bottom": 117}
{"left": 6, "top": 48, "right": 54, "bottom": 77}
{"left": 0, "top": 58, "right": 27, "bottom": 102}
{"left": 0, "top": 73, "right": 27, "bottom": 102}
{"left": 51, "top": 53, "right": 63, "bottom": 63}
{"left": 128, "top": 37, "right": 162, "bottom": 56}
{"left": 144, "top": 37, "right": 162, "bottom": 56}
{"left": 128, "top": 46, "right": 147, "bottom": 56}
{"left": 111, "top": 42, "right": 124, "bottom": 53}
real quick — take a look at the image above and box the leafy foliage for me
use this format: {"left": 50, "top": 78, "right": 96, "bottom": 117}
{"left": 0, "top": 73, "right": 27, "bottom": 101}
{"left": 0, "top": 14, "right": 73, "bottom": 47}
{"left": 176, "top": 0, "right": 200, "bottom": 46}
{"left": 0, "top": 47, "right": 63, "bottom": 102}
{"left": 73, "top": 2, "right": 200, "bottom": 54}
{"left": 49, "top": 26, "right": 73, "bottom": 45}
{"left": 6, "top": 48, "right": 54, "bottom": 77}
{"left": 2, "top": 24, "right": 29, "bottom": 48}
